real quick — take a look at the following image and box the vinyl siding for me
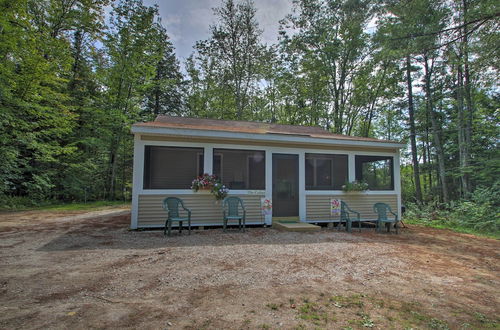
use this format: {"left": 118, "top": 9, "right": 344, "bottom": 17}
{"left": 137, "top": 193, "right": 265, "bottom": 227}
{"left": 306, "top": 194, "right": 397, "bottom": 221}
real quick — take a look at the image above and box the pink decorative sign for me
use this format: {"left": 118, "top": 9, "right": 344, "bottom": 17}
{"left": 330, "top": 199, "right": 341, "bottom": 216}
{"left": 261, "top": 198, "right": 272, "bottom": 216}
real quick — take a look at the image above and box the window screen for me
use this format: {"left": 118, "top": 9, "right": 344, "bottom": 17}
{"left": 213, "top": 149, "right": 265, "bottom": 189}
{"left": 305, "top": 153, "right": 348, "bottom": 190}
{"left": 143, "top": 146, "right": 203, "bottom": 189}
{"left": 355, "top": 155, "right": 394, "bottom": 190}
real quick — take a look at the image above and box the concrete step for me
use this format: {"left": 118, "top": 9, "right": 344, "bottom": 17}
{"left": 273, "top": 221, "right": 321, "bottom": 232}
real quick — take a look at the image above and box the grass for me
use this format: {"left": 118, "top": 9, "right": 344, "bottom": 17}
{"left": 0, "top": 200, "right": 130, "bottom": 212}
{"left": 258, "top": 292, "right": 499, "bottom": 329}
{"left": 405, "top": 218, "right": 500, "bottom": 240}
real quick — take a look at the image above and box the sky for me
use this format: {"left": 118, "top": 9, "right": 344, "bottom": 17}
{"left": 143, "top": 0, "right": 293, "bottom": 62}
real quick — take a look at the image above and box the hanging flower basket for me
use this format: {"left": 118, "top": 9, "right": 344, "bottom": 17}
{"left": 191, "top": 173, "right": 229, "bottom": 200}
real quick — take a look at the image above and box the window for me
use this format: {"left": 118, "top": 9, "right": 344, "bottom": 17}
{"left": 143, "top": 146, "right": 203, "bottom": 189}
{"left": 355, "top": 155, "right": 394, "bottom": 190}
{"left": 213, "top": 149, "right": 265, "bottom": 189}
{"left": 305, "top": 153, "right": 348, "bottom": 190}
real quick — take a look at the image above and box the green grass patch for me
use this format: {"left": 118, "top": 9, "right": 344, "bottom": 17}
{"left": 329, "top": 294, "right": 365, "bottom": 308}
{"left": 266, "top": 303, "right": 280, "bottom": 310}
{"left": 298, "top": 301, "right": 329, "bottom": 325}
{"left": 258, "top": 291, "right": 500, "bottom": 329}
{"left": 0, "top": 200, "right": 129, "bottom": 212}
{"left": 405, "top": 218, "right": 500, "bottom": 240}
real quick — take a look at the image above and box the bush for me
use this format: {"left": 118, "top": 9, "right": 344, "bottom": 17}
{"left": 404, "top": 184, "right": 500, "bottom": 235}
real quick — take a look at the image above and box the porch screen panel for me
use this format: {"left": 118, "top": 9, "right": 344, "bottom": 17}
{"left": 213, "top": 149, "right": 265, "bottom": 189}
{"left": 355, "top": 155, "right": 394, "bottom": 190}
{"left": 305, "top": 153, "right": 348, "bottom": 190}
{"left": 143, "top": 146, "right": 203, "bottom": 189}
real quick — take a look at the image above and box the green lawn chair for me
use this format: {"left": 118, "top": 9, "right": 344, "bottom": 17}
{"left": 162, "top": 197, "right": 192, "bottom": 236}
{"left": 373, "top": 202, "right": 399, "bottom": 234}
{"left": 222, "top": 196, "right": 246, "bottom": 232}
{"left": 341, "top": 201, "right": 361, "bottom": 232}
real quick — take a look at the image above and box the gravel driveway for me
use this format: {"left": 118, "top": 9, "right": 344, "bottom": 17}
{"left": 0, "top": 209, "right": 498, "bottom": 329}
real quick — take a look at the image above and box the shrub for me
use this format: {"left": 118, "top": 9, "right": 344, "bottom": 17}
{"left": 404, "top": 184, "right": 500, "bottom": 234}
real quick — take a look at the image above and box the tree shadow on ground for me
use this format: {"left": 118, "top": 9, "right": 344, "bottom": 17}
{"left": 36, "top": 213, "right": 500, "bottom": 257}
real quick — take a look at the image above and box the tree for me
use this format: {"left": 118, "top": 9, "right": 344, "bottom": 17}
{"left": 187, "top": 0, "right": 266, "bottom": 120}
{"left": 280, "top": 0, "right": 376, "bottom": 133}
{"left": 143, "top": 22, "right": 184, "bottom": 117}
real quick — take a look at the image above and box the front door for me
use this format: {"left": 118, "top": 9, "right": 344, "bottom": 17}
{"left": 272, "top": 154, "right": 299, "bottom": 217}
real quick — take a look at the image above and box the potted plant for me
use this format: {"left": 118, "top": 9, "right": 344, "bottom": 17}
{"left": 191, "top": 173, "right": 229, "bottom": 201}
{"left": 211, "top": 182, "right": 229, "bottom": 201}
{"left": 191, "top": 173, "right": 215, "bottom": 191}
{"left": 342, "top": 180, "right": 369, "bottom": 193}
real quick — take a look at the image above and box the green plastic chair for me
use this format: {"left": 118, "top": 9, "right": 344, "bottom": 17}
{"left": 341, "top": 201, "right": 361, "bottom": 232}
{"left": 162, "top": 197, "right": 192, "bottom": 236}
{"left": 222, "top": 197, "right": 246, "bottom": 232}
{"left": 373, "top": 202, "right": 399, "bottom": 234}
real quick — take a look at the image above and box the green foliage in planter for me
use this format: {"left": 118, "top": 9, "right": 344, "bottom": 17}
{"left": 342, "top": 181, "right": 369, "bottom": 192}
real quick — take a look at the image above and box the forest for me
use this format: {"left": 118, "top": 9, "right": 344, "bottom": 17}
{"left": 0, "top": 0, "right": 498, "bottom": 233}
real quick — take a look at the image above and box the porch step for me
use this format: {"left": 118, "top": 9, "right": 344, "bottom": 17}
{"left": 273, "top": 221, "right": 321, "bottom": 232}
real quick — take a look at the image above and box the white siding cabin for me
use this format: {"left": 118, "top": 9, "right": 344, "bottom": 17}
{"left": 130, "top": 116, "right": 405, "bottom": 229}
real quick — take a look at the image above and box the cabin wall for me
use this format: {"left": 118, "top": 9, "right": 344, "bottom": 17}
{"left": 131, "top": 134, "right": 402, "bottom": 229}
{"left": 306, "top": 194, "right": 398, "bottom": 222}
{"left": 137, "top": 193, "right": 265, "bottom": 227}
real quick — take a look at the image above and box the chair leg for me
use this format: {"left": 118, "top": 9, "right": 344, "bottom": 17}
{"left": 168, "top": 220, "right": 172, "bottom": 237}
{"left": 358, "top": 220, "right": 361, "bottom": 232}
{"left": 395, "top": 222, "right": 399, "bottom": 234}
{"left": 242, "top": 219, "right": 245, "bottom": 232}
{"left": 223, "top": 219, "right": 227, "bottom": 232}
{"left": 347, "top": 220, "right": 351, "bottom": 232}
{"left": 179, "top": 221, "right": 182, "bottom": 234}
{"left": 188, "top": 219, "right": 191, "bottom": 235}
{"left": 164, "top": 220, "right": 168, "bottom": 236}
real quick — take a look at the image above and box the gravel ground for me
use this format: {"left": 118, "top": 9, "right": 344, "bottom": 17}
{"left": 0, "top": 209, "right": 499, "bottom": 329}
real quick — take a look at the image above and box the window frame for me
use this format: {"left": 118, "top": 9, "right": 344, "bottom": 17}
{"left": 143, "top": 145, "right": 204, "bottom": 190}
{"left": 305, "top": 153, "right": 348, "bottom": 191}
{"left": 355, "top": 155, "right": 394, "bottom": 191}
{"left": 213, "top": 148, "right": 266, "bottom": 190}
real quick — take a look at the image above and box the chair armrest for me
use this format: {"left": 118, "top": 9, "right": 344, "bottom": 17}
{"left": 389, "top": 210, "right": 398, "bottom": 220}
{"left": 181, "top": 204, "right": 192, "bottom": 217}
{"left": 346, "top": 207, "right": 361, "bottom": 220}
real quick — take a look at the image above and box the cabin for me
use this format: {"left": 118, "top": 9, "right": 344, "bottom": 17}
{"left": 130, "top": 115, "right": 404, "bottom": 229}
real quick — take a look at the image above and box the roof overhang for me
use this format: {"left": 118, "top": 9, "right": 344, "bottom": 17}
{"left": 132, "top": 125, "right": 406, "bottom": 150}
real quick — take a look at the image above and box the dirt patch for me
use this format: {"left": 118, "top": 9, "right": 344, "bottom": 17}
{"left": 0, "top": 209, "right": 499, "bottom": 329}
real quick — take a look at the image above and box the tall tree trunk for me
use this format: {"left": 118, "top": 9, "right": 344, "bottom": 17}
{"left": 461, "top": 0, "right": 473, "bottom": 195}
{"left": 108, "top": 142, "right": 118, "bottom": 200}
{"left": 424, "top": 56, "right": 448, "bottom": 203}
{"left": 456, "top": 62, "right": 468, "bottom": 197}
{"left": 406, "top": 56, "right": 423, "bottom": 204}
{"left": 421, "top": 140, "right": 428, "bottom": 195}
{"left": 425, "top": 107, "right": 433, "bottom": 193}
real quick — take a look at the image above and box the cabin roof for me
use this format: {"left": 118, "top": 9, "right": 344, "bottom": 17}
{"left": 133, "top": 115, "right": 402, "bottom": 145}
